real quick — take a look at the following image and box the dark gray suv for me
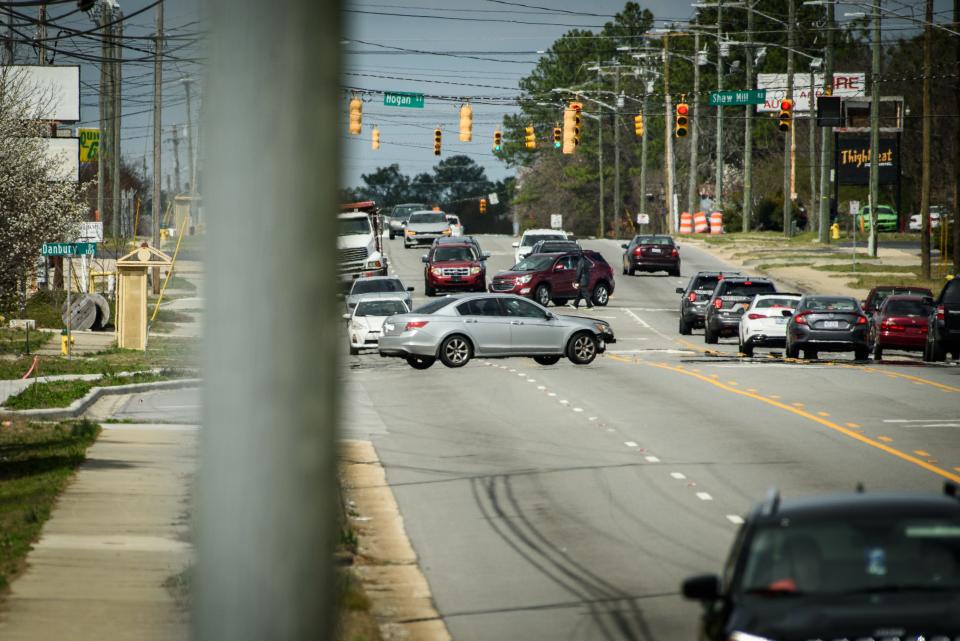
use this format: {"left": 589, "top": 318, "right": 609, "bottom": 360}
{"left": 677, "top": 271, "right": 741, "bottom": 335}
{"left": 704, "top": 277, "right": 776, "bottom": 344}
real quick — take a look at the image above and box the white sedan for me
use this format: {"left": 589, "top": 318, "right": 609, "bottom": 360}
{"left": 344, "top": 298, "right": 410, "bottom": 355}
{"left": 738, "top": 294, "right": 802, "bottom": 357}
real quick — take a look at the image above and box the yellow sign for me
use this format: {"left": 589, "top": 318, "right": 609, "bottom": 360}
{"left": 78, "top": 128, "right": 99, "bottom": 162}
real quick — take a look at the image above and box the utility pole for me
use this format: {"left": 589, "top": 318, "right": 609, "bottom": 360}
{"left": 97, "top": 2, "right": 111, "bottom": 234}
{"left": 4, "top": 5, "right": 12, "bottom": 64}
{"left": 687, "top": 31, "right": 701, "bottom": 215}
{"left": 867, "top": 0, "right": 881, "bottom": 257}
{"left": 817, "top": 0, "right": 835, "bottom": 243}
{"left": 640, "top": 85, "right": 649, "bottom": 224}
{"left": 152, "top": 0, "right": 162, "bottom": 292}
{"left": 743, "top": 1, "right": 754, "bottom": 231}
{"left": 596, "top": 59, "right": 605, "bottom": 238}
{"left": 171, "top": 125, "right": 182, "bottom": 194}
{"left": 183, "top": 77, "right": 196, "bottom": 225}
{"left": 663, "top": 36, "right": 676, "bottom": 233}
{"left": 920, "top": 0, "right": 932, "bottom": 279}
{"left": 783, "top": 0, "right": 795, "bottom": 236}
{"left": 613, "top": 66, "right": 621, "bottom": 237}
{"left": 715, "top": 0, "right": 724, "bottom": 210}
{"left": 37, "top": 2, "right": 46, "bottom": 63}
{"left": 809, "top": 67, "right": 817, "bottom": 234}
{"left": 954, "top": 0, "right": 960, "bottom": 273}
{"left": 113, "top": 7, "right": 123, "bottom": 239}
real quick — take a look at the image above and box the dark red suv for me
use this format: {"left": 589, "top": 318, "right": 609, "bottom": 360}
{"left": 489, "top": 251, "right": 614, "bottom": 307}
{"left": 421, "top": 242, "right": 486, "bottom": 296}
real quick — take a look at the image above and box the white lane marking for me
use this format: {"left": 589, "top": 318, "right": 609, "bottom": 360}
{"left": 517, "top": 372, "right": 526, "bottom": 377}
{"left": 624, "top": 309, "right": 651, "bottom": 328}
{"left": 588, "top": 416, "right": 598, "bottom": 421}
{"left": 527, "top": 378, "right": 537, "bottom": 383}
{"left": 618, "top": 337, "right": 650, "bottom": 341}
{"left": 670, "top": 472, "right": 687, "bottom": 480}
{"left": 696, "top": 492, "right": 713, "bottom": 501}
{"left": 573, "top": 407, "right": 584, "bottom": 412}
{"left": 624, "top": 441, "right": 639, "bottom": 448}
{"left": 509, "top": 369, "right": 516, "bottom": 373}
{"left": 606, "top": 428, "right": 615, "bottom": 432}
{"left": 645, "top": 455, "right": 660, "bottom": 463}
{"left": 883, "top": 419, "right": 960, "bottom": 423}
{"left": 608, "top": 349, "right": 696, "bottom": 355}
{"left": 727, "top": 515, "right": 745, "bottom": 524}
{"left": 547, "top": 392, "right": 557, "bottom": 397}
{"left": 559, "top": 399, "right": 570, "bottom": 405}
{"left": 631, "top": 308, "right": 675, "bottom": 312}
{"left": 537, "top": 385, "right": 546, "bottom": 390}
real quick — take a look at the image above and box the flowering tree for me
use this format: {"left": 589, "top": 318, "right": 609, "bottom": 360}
{"left": 0, "top": 68, "right": 90, "bottom": 314}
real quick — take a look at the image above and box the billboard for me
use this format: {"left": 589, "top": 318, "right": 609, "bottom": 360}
{"left": 78, "top": 128, "right": 99, "bottom": 162}
{"left": 8, "top": 65, "right": 81, "bottom": 122}
{"left": 756, "top": 72, "right": 865, "bottom": 113}
{"left": 835, "top": 134, "right": 899, "bottom": 185}
{"left": 41, "top": 138, "right": 80, "bottom": 182}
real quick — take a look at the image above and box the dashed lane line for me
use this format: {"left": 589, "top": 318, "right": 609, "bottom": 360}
{"left": 696, "top": 492, "right": 714, "bottom": 501}
{"left": 727, "top": 515, "right": 745, "bottom": 525}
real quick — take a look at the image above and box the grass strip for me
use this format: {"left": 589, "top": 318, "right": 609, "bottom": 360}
{"left": 0, "top": 419, "right": 100, "bottom": 590}
{"left": 3, "top": 370, "right": 192, "bottom": 410}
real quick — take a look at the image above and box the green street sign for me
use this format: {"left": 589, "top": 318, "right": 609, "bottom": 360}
{"left": 709, "top": 89, "right": 767, "bottom": 107}
{"left": 42, "top": 242, "right": 96, "bottom": 257}
{"left": 383, "top": 91, "right": 424, "bottom": 109}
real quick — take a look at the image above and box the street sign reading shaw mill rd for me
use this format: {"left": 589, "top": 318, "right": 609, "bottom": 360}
{"left": 42, "top": 242, "right": 96, "bottom": 257}
{"left": 383, "top": 92, "right": 424, "bottom": 109}
{"left": 709, "top": 89, "right": 767, "bottom": 107}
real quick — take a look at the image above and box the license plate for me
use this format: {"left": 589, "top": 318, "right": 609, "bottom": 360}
{"left": 776, "top": 318, "right": 787, "bottom": 325}
{"left": 823, "top": 320, "right": 840, "bottom": 329}
{"left": 650, "top": 248, "right": 661, "bottom": 254}
{"left": 451, "top": 275, "right": 462, "bottom": 281}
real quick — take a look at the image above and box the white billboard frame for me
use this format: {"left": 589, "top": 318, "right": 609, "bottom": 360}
{"left": 756, "top": 72, "right": 866, "bottom": 113}
{"left": 7, "top": 65, "right": 81, "bottom": 122}
{"left": 41, "top": 137, "right": 80, "bottom": 182}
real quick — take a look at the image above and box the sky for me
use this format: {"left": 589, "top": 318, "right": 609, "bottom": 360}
{"left": 342, "top": 0, "right": 954, "bottom": 191}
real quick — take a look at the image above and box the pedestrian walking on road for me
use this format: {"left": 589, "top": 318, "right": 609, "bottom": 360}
{"left": 573, "top": 250, "right": 593, "bottom": 309}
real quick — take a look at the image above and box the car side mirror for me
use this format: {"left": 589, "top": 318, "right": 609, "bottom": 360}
{"left": 512, "top": 242, "right": 520, "bottom": 248}
{"left": 545, "top": 312, "right": 555, "bottom": 321}
{"left": 341, "top": 313, "right": 351, "bottom": 321}
{"left": 621, "top": 243, "right": 629, "bottom": 249}
{"left": 421, "top": 255, "right": 429, "bottom": 263}
{"left": 781, "top": 309, "right": 793, "bottom": 317}
{"left": 675, "top": 287, "right": 684, "bottom": 294}
{"left": 554, "top": 264, "right": 565, "bottom": 272}
{"left": 406, "top": 286, "right": 414, "bottom": 292}
{"left": 681, "top": 574, "right": 721, "bottom": 602}
{"left": 482, "top": 252, "right": 491, "bottom": 259}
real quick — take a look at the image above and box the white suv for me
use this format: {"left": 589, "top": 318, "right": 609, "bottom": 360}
{"left": 738, "top": 293, "right": 802, "bottom": 357}
{"left": 512, "top": 229, "right": 569, "bottom": 265}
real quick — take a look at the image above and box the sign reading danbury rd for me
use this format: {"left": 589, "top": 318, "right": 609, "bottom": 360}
{"left": 42, "top": 242, "right": 96, "bottom": 257}
{"left": 709, "top": 89, "right": 766, "bottom": 107}
{"left": 383, "top": 92, "right": 424, "bottom": 109}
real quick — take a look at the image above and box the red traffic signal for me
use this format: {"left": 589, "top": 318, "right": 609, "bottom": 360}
{"left": 677, "top": 103, "right": 689, "bottom": 116}
{"left": 778, "top": 99, "right": 794, "bottom": 132}
{"left": 780, "top": 99, "right": 793, "bottom": 112}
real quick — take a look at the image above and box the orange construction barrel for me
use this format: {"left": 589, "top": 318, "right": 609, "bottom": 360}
{"left": 693, "top": 211, "right": 709, "bottom": 234}
{"left": 679, "top": 212, "right": 693, "bottom": 235}
{"left": 709, "top": 211, "right": 724, "bottom": 235}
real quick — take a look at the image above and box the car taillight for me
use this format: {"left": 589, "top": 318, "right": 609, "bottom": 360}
{"left": 713, "top": 298, "right": 723, "bottom": 309}
{"left": 856, "top": 315, "right": 867, "bottom": 325}
{"left": 747, "top": 313, "right": 766, "bottom": 320}
{"left": 671, "top": 248, "right": 679, "bottom": 257}
{"left": 405, "top": 321, "right": 429, "bottom": 331}
{"left": 794, "top": 312, "right": 809, "bottom": 325}
{"left": 937, "top": 305, "right": 945, "bottom": 321}
{"left": 634, "top": 247, "right": 642, "bottom": 256}
{"left": 687, "top": 292, "right": 697, "bottom": 302}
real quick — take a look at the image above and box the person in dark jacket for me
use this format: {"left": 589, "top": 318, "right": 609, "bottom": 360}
{"left": 573, "top": 251, "right": 593, "bottom": 309}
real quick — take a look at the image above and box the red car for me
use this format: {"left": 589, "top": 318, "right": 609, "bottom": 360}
{"left": 422, "top": 242, "right": 486, "bottom": 296}
{"left": 869, "top": 294, "right": 934, "bottom": 360}
{"left": 489, "top": 250, "right": 614, "bottom": 307}
{"left": 862, "top": 285, "right": 933, "bottom": 317}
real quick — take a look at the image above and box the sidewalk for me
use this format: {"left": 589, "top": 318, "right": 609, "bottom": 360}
{"left": 0, "top": 422, "right": 197, "bottom": 641}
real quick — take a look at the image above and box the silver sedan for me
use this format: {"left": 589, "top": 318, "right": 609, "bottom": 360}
{"left": 377, "top": 293, "right": 616, "bottom": 369}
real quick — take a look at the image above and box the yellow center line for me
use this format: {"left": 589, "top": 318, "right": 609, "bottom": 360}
{"left": 604, "top": 354, "right": 960, "bottom": 485}
{"left": 839, "top": 364, "right": 960, "bottom": 393}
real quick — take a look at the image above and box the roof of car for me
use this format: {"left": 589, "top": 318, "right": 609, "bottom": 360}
{"left": 694, "top": 271, "right": 741, "bottom": 276}
{"left": 719, "top": 276, "right": 773, "bottom": 283}
{"left": 751, "top": 491, "right": 960, "bottom": 523}
{"left": 352, "top": 275, "right": 401, "bottom": 282}
{"left": 754, "top": 293, "right": 801, "bottom": 298}
{"left": 883, "top": 294, "right": 932, "bottom": 302}
{"left": 522, "top": 228, "right": 567, "bottom": 235}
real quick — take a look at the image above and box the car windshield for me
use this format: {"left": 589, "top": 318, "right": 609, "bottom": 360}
{"left": 392, "top": 204, "right": 424, "bottom": 219}
{"left": 738, "top": 515, "right": 960, "bottom": 597}
{"left": 350, "top": 279, "right": 404, "bottom": 294}
{"left": 726, "top": 283, "right": 776, "bottom": 297}
{"left": 409, "top": 213, "right": 447, "bottom": 224}
{"left": 338, "top": 217, "right": 372, "bottom": 236}
{"left": 413, "top": 297, "right": 456, "bottom": 314}
{"left": 635, "top": 236, "right": 674, "bottom": 246}
{"left": 885, "top": 300, "right": 932, "bottom": 316}
{"left": 522, "top": 233, "right": 565, "bottom": 246}
{"left": 756, "top": 297, "right": 800, "bottom": 310}
{"left": 355, "top": 300, "right": 408, "bottom": 317}
{"left": 804, "top": 297, "right": 858, "bottom": 312}
{"left": 536, "top": 242, "right": 578, "bottom": 252}
{"left": 433, "top": 247, "right": 476, "bottom": 262}
{"left": 693, "top": 276, "right": 720, "bottom": 291}
{"left": 512, "top": 255, "right": 555, "bottom": 272}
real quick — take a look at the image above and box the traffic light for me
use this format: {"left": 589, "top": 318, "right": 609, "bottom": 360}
{"left": 778, "top": 99, "right": 794, "bottom": 132}
{"left": 553, "top": 126, "right": 562, "bottom": 149}
{"left": 459, "top": 104, "right": 473, "bottom": 142}
{"left": 493, "top": 130, "right": 503, "bottom": 152}
{"left": 479, "top": 198, "right": 487, "bottom": 214}
{"left": 433, "top": 128, "right": 442, "bottom": 156}
{"left": 562, "top": 102, "right": 582, "bottom": 154}
{"left": 349, "top": 98, "right": 362, "bottom": 135}
{"left": 524, "top": 125, "right": 536, "bottom": 150}
{"left": 674, "top": 103, "right": 689, "bottom": 138}
{"left": 371, "top": 127, "right": 380, "bottom": 150}
{"left": 634, "top": 113, "right": 644, "bottom": 138}
{"left": 77, "top": 0, "right": 96, "bottom": 10}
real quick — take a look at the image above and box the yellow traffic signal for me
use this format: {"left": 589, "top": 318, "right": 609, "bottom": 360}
{"left": 674, "top": 103, "right": 689, "bottom": 138}
{"left": 433, "top": 128, "right": 442, "bottom": 156}
{"left": 493, "top": 130, "right": 503, "bottom": 152}
{"left": 562, "top": 102, "right": 582, "bottom": 154}
{"left": 372, "top": 127, "right": 380, "bottom": 150}
{"left": 778, "top": 99, "right": 794, "bottom": 132}
{"left": 459, "top": 104, "right": 473, "bottom": 142}
{"left": 479, "top": 198, "right": 487, "bottom": 214}
{"left": 349, "top": 98, "right": 362, "bottom": 135}
{"left": 634, "top": 114, "right": 644, "bottom": 137}
{"left": 553, "top": 126, "right": 562, "bottom": 149}
{"left": 524, "top": 125, "right": 536, "bottom": 150}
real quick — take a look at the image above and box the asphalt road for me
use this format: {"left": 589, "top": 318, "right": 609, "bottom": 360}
{"left": 342, "top": 233, "right": 960, "bottom": 641}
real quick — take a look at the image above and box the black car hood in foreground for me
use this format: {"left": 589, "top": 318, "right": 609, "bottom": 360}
{"left": 727, "top": 591, "right": 960, "bottom": 640}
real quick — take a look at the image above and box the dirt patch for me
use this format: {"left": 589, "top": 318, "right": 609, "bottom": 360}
{"left": 340, "top": 439, "right": 451, "bottom": 641}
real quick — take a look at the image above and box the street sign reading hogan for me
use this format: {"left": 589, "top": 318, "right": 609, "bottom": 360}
{"left": 383, "top": 92, "right": 424, "bottom": 109}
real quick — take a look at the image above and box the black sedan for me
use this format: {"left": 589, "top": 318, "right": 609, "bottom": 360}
{"left": 784, "top": 295, "right": 870, "bottom": 360}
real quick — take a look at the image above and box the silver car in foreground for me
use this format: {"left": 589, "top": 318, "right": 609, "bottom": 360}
{"left": 378, "top": 293, "right": 616, "bottom": 369}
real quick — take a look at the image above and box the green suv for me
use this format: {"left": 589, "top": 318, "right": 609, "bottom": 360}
{"left": 855, "top": 205, "right": 899, "bottom": 232}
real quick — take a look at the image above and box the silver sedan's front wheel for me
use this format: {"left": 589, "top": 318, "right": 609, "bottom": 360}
{"left": 567, "top": 332, "right": 597, "bottom": 365}
{"left": 439, "top": 334, "right": 472, "bottom": 368}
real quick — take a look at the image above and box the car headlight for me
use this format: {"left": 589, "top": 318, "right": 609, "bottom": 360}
{"left": 470, "top": 266, "right": 481, "bottom": 275}
{"left": 441, "top": 228, "right": 452, "bottom": 235}
{"left": 516, "top": 274, "right": 532, "bottom": 285}
{"left": 594, "top": 322, "right": 611, "bottom": 335}
{"left": 431, "top": 267, "right": 443, "bottom": 276}
{"left": 405, "top": 229, "right": 416, "bottom": 236}
{"left": 365, "top": 259, "right": 382, "bottom": 269}
{"left": 729, "top": 632, "right": 775, "bottom": 641}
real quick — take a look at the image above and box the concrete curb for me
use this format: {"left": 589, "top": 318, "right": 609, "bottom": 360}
{"left": 0, "top": 378, "right": 202, "bottom": 420}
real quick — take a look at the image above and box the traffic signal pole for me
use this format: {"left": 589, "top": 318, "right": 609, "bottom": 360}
{"left": 921, "top": 0, "right": 932, "bottom": 279}
{"left": 152, "top": 0, "right": 163, "bottom": 293}
{"left": 640, "top": 90, "right": 648, "bottom": 223}
{"left": 613, "top": 66, "right": 621, "bottom": 237}
{"left": 743, "top": 2, "right": 754, "bottom": 231}
{"left": 817, "top": 0, "right": 835, "bottom": 243}
{"left": 868, "top": 0, "right": 881, "bottom": 257}
{"left": 663, "top": 37, "right": 676, "bottom": 233}
{"left": 714, "top": 0, "right": 724, "bottom": 211}
{"left": 687, "top": 31, "right": 701, "bottom": 216}
{"left": 783, "top": 0, "right": 795, "bottom": 237}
